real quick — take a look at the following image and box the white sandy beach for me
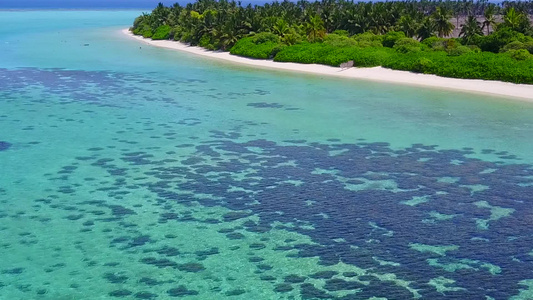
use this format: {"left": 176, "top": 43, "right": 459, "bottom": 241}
{"left": 122, "top": 29, "right": 533, "bottom": 102}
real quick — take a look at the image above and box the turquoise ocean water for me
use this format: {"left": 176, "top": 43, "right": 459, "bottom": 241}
{"left": 1, "top": 10, "right": 532, "bottom": 299}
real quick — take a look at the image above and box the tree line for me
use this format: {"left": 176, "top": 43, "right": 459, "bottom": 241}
{"left": 130, "top": 0, "right": 533, "bottom": 83}
{"left": 131, "top": 0, "right": 532, "bottom": 49}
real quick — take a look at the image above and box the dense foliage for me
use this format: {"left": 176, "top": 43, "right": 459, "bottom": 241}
{"left": 229, "top": 32, "right": 285, "bottom": 58}
{"left": 131, "top": 0, "right": 533, "bottom": 83}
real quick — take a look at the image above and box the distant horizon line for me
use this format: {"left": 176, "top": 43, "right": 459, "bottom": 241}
{"left": 0, "top": 0, "right": 509, "bottom": 10}
{"left": 0, "top": 8, "right": 153, "bottom": 11}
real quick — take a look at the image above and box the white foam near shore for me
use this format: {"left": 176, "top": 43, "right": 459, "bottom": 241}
{"left": 122, "top": 29, "right": 533, "bottom": 102}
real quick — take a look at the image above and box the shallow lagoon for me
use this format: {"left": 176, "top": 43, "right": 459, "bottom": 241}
{"left": 1, "top": 10, "right": 533, "bottom": 299}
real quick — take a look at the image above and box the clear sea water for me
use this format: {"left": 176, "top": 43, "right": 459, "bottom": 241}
{"left": 1, "top": 10, "right": 532, "bottom": 300}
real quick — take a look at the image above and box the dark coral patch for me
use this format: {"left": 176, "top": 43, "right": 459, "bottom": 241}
{"left": 168, "top": 285, "right": 199, "bottom": 297}
{"left": 109, "top": 289, "right": 133, "bottom": 297}
{"left": 1, "top": 267, "right": 24, "bottom": 274}
{"left": 0, "top": 141, "right": 11, "bottom": 151}
{"left": 284, "top": 274, "right": 306, "bottom": 284}
{"left": 157, "top": 246, "right": 180, "bottom": 256}
{"left": 129, "top": 235, "right": 151, "bottom": 247}
{"left": 109, "top": 205, "right": 135, "bottom": 217}
{"left": 196, "top": 247, "right": 219, "bottom": 258}
{"left": 139, "top": 277, "right": 163, "bottom": 286}
{"left": 249, "top": 243, "right": 266, "bottom": 250}
{"left": 260, "top": 275, "right": 276, "bottom": 281}
{"left": 65, "top": 214, "right": 84, "bottom": 220}
{"left": 36, "top": 289, "right": 47, "bottom": 295}
{"left": 223, "top": 211, "right": 250, "bottom": 222}
{"left": 103, "top": 272, "right": 128, "bottom": 284}
{"left": 248, "top": 256, "right": 264, "bottom": 263}
{"left": 323, "top": 278, "right": 364, "bottom": 291}
{"left": 247, "top": 102, "right": 283, "bottom": 109}
{"left": 134, "top": 291, "right": 157, "bottom": 299}
{"left": 256, "top": 264, "right": 273, "bottom": 271}
{"left": 310, "top": 271, "right": 337, "bottom": 279}
{"left": 225, "top": 289, "right": 246, "bottom": 296}
{"left": 274, "top": 283, "right": 293, "bottom": 293}
{"left": 176, "top": 262, "right": 205, "bottom": 272}
{"left": 226, "top": 232, "right": 245, "bottom": 240}
{"left": 356, "top": 280, "right": 415, "bottom": 299}
{"left": 343, "top": 272, "right": 359, "bottom": 278}
{"left": 300, "top": 283, "right": 330, "bottom": 299}
{"left": 140, "top": 257, "right": 177, "bottom": 268}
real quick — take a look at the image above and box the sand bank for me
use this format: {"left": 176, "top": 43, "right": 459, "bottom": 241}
{"left": 122, "top": 29, "right": 533, "bottom": 102}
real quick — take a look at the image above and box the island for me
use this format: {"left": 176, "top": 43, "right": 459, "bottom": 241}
{"left": 126, "top": 0, "right": 533, "bottom": 99}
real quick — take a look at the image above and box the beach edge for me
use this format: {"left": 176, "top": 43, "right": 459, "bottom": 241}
{"left": 122, "top": 29, "right": 533, "bottom": 102}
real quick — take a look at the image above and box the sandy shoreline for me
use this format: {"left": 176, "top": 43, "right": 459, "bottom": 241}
{"left": 122, "top": 29, "right": 533, "bottom": 102}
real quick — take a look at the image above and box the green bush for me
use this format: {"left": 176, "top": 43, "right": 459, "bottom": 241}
{"left": 508, "top": 49, "right": 531, "bottom": 60}
{"left": 383, "top": 31, "right": 406, "bottom": 48}
{"left": 170, "top": 26, "right": 182, "bottom": 41}
{"left": 422, "top": 36, "right": 444, "bottom": 48}
{"left": 230, "top": 36, "right": 284, "bottom": 59}
{"left": 253, "top": 32, "right": 280, "bottom": 44}
{"left": 393, "top": 38, "right": 422, "bottom": 53}
{"left": 230, "top": 34, "right": 533, "bottom": 84}
{"left": 198, "top": 34, "right": 211, "bottom": 48}
{"left": 273, "top": 42, "right": 330, "bottom": 64}
{"left": 500, "top": 41, "right": 526, "bottom": 52}
{"left": 332, "top": 30, "right": 350, "bottom": 37}
{"left": 353, "top": 32, "right": 383, "bottom": 48}
{"left": 324, "top": 34, "right": 358, "bottom": 47}
{"left": 132, "top": 16, "right": 145, "bottom": 30}
{"left": 131, "top": 26, "right": 142, "bottom": 35}
{"left": 180, "top": 32, "right": 192, "bottom": 43}
{"left": 142, "top": 28, "right": 153, "bottom": 38}
{"left": 351, "top": 47, "right": 395, "bottom": 67}
{"left": 384, "top": 50, "right": 533, "bottom": 83}
{"left": 282, "top": 33, "right": 301, "bottom": 46}
{"left": 132, "top": 24, "right": 153, "bottom": 38}
{"left": 468, "top": 45, "right": 482, "bottom": 53}
{"left": 413, "top": 57, "right": 433, "bottom": 73}
{"left": 152, "top": 25, "right": 171, "bottom": 40}
{"left": 477, "top": 27, "right": 527, "bottom": 53}
{"left": 423, "top": 37, "right": 463, "bottom": 52}
{"left": 525, "top": 41, "right": 533, "bottom": 54}
{"left": 273, "top": 43, "right": 394, "bottom": 67}
{"left": 448, "top": 45, "right": 472, "bottom": 56}
{"left": 270, "top": 45, "right": 284, "bottom": 58}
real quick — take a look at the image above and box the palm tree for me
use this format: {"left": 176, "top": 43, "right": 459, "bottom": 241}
{"left": 304, "top": 15, "right": 326, "bottom": 42}
{"left": 460, "top": 15, "right": 483, "bottom": 45}
{"left": 417, "top": 17, "right": 436, "bottom": 40}
{"left": 504, "top": 7, "right": 521, "bottom": 30}
{"left": 397, "top": 15, "right": 419, "bottom": 38}
{"left": 431, "top": 7, "right": 455, "bottom": 38}
{"left": 166, "top": 3, "right": 182, "bottom": 26}
{"left": 272, "top": 18, "right": 290, "bottom": 37}
{"left": 344, "top": 8, "right": 367, "bottom": 35}
{"left": 150, "top": 2, "right": 170, "bottom": 29}
{"left": 503, "top": 7, "right": 530, "bottom": 33}
{"left": 219, "top": 23, "right": 239, "bottom": 50}
{"left": 320, "top": 0, "right": 337, "bottom": 33}
{"left": 482, "top": 4, "right": 497, "bottom": 35}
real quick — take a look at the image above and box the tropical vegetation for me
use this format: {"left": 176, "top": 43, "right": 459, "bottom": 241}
{"left": 131, "top": 0, "right": 533, "bottom": 83}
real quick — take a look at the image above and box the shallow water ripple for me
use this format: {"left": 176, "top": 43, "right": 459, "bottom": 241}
{"left": 0, "top": 66, "right": 532, "bottom": 300}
